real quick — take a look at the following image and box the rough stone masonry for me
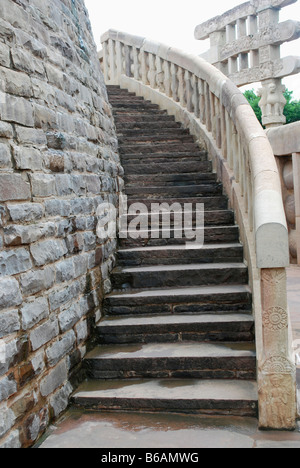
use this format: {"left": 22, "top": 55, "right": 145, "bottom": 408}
{"left": 0, "top": 0, "right": 123, "bottom": 448}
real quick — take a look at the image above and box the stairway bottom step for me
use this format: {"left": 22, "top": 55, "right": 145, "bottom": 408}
{"left": 72, "top": 379, "right": 258, "bottom": 417}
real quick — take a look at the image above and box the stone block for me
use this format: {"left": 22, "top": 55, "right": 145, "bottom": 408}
{"left": 21, "top": 297, "right": 50, "bottom": 330}
{"left": 75, "top": 320, "right": 88, "bottom": 344}
{"left": 0, "top": 248, "right": 32, "bottom": 276}
{"left": 0, "top": 310, "right": 20, "bottom": 338}
{"left": 0, "top": 430, "right": 21, "bottom": 449}
{"left": 30, "top": 317, "right": 59, "bottom": 351}
{"left": 4, "top": 222, "right": 56, "bottom": 246}
{"left": 46, "top": 331, "right": 76, "bottom": 366}
{"left": 55, "top": 258, "right": 75, "bottom": 283}
{"left": 7, "top": 203, "right": 44, "bottom": 222}
{"left": 0, "top": 174, "right": 31, "bottom": 201}
{"left": 45, "top": 199, "right": 71, "bottom": 218}
{"left": 0, "top": 374, "right": 17, "bottom": 402}
{"left": 30, "top": 239, "right": 67, "bottom": 267}
{"left": 0, "top": 94, "right": 34, "bottom": 127}
{"left": 0, "top": 122, "right": 13, "bottom": 139}
{"left": 0, "top": 68, "right": 33, "bottom": 97}
{"left": 19, "top": 265, "right": 55, "bottom": 296}
{"left": 11, "top": 48, "right": 45, "bottom": 76}
{"left": 13, "top": 147, "right": 43, "bottom": 171}
{"left": 40, "top": 359, "right": 68, "bottom": 397}
{"left": 49, "top": 382, "right": 72, "bottom": 418}
{"left": 0, "top": 43, "right": 10, "bottom": 67}
{"left": 0, "top": 143, "right": 11, "bottom": 169}
{"left": 34, "top": 104, "right": 57, "bottom": 129}
{"left": 30, "top": 173, "right": 56, "bottom": 198}
{"left": 58, "top": 301, "right": 81, "bottom": 332}
{"left": 15, "top": 126, "right": 47, "bottom": 146}
{"left": 85, "top": 175, "right": 101, "bottom": 194}
{"left": 49, "top": 282, "right": 80, "bottom": 312}
{"left": 0, "top": 405, "right": 15, "bottom": 439}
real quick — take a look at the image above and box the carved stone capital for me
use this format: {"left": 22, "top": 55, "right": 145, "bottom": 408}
{"left": 258, "top": 78, "right": 286, "bottom": 128}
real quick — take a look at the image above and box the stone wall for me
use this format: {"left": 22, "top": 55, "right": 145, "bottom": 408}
{"left": 0, "top": 0, "right": 122, "bottom": 448}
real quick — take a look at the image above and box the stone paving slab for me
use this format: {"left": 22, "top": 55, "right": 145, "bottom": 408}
{"left": 37, "top": 410, "right": 300, "bottom": 449}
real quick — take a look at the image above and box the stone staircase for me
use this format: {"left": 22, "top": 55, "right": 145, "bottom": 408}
{"left": 72, "top": 86, "right": 258, "bottom": 416}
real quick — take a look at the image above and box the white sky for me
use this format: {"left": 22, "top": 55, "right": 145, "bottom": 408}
{"left": 85, "top": 0, "right": 300, "bottom": 98}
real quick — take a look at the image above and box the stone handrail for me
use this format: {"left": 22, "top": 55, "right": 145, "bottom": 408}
{"left": 267, "top": 122, "right": 300, "bottom": 264}
{"left": 100, "top": 29, "right": 297, "bottom": 429}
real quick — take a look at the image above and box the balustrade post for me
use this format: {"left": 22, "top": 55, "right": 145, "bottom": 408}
{"left": 141, "top": 51, "right": 149, "bottom": 85}
{"left": 259, "top": 268, "right": 297, "bottom": 430}
{"left": 163, "top": 61, "right": 172, "bottom": 97}
{"left": 108, "top": 39, "right": 116, "bottom": 84}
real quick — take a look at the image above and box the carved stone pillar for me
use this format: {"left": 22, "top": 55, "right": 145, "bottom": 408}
{"left": 258, "top": 78, "right": 287, "bottom": 128}
{"left": 258, "top": 268, "right": 297, "bottom": 429}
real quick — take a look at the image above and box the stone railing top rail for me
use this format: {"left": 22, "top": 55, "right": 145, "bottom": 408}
{"left": 266, "top": 120, "right": 300, "bottom": 155}
{"left": 195, "top": 0, "right": 297, "bottom": 39}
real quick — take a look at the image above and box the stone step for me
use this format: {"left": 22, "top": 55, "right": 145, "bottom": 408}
{"left": 126, "top": 196, "right": 228, "bottom": 210}
{"left": 72, "top": 379, "right": 258, "bottom": 417}
{"left": 119, "top": 226, "right": 240, "bottom": 248}
{"left": 111, "top": 263, "right": 248, "bottom": 290}
{"left": 122, "top": 151, "right": 208, "bottom": 163}
{"left": 116, "top": 244, "right": 243, "bottom": 267}
{"left": 122, "top": 210, "right": 235, "bottom": 229}
{"left": 125, "top": 184, "right": 223, "bottom": 198}
{"left": 96, "top": 313, "right": 254, "bottom": 344}
{"left": 123, "top": 160, "right": 212, "bottom": 174}
{"left": 117, "top": 127, "right": 190, "bottom": 137}
{"left": 114, "top": 114, "right": 176, "bottom": 123}
{"left": 83, "top": 342, "right": 256, "bottom": 380}
{"left": 111, "top": 102, "right": 160, "bottom": 110}
{"left": 119, "top": 142, "right": 200, "bottom": 155}
{"left": 117, "top": 120, "right": 182, "bottom": 130}
{"left": 104, "top": 284, "right": 252, "bottom": 316}
{"left": 113, "top": 108, "right": 169, "bottom": 116}
{"left": 118, "top": 134, "right": 195, "bottom": 145}
{"left": 124, "top": 172, "right": 216, "bottom": 186}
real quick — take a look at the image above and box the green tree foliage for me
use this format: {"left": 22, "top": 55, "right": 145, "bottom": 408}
{"left": 244, "top": 88, "right": 300, "bottom": 126}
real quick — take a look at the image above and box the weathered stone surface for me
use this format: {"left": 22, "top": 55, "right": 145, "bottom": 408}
{"left": 30, "top": 239, "right": 68, "bottom": 267}
{"left": 0, "top": 68, "right": 33, "bottom": 97}
{"left": 0, "top": 174, "right": 31, "bottom": 201}
{"left": 0, "top": 94, "right": 34, "bottom": 126}
{"left": 0, "top": 310, "right": 20, "bottom": 338}
{"left": 0, "top": 248, "right": 32, "bottom": 276}
{"left": 7, "top": 203, "right": 44, "bottom": 222}
{"left": 30, "top": 317, "right": 59, "bottom": 351}
{"left": 0, "top": 374, "right": 17, "bottom": 402}
{"left": 21, "top": 297, "right": 49, "bottom": 330}
{"left": 46, "top": 331, "right": 76, "bottom": 366}
{"left": 0, "top": 278, "right": 22, "bottom": 308}
{"left": 19, "top": 266, "right": 55, "bottom": 296}
{"left": 40, "top": 360, "right": 68, "bottom": 397}
{"left": 49, "top": 382, "right": 72, "bottom": 418}
{"left": 0, "top": 405, "right": 15, "bottom": 439}
{"left": 13, "top": 147, "right": 43, "bottom": 171}
{"left": 0, "top": 143, "right": 12, "bottom": 168}
{"left": 4, "top": 222, "right": 56, "bottom": 246}
{"left": 30, "top": 174, "right": 56, "bottom": 198}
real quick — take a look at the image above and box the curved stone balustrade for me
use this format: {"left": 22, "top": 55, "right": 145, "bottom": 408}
{"left": 100, "top": 29, "right": 297, "bottom": 430}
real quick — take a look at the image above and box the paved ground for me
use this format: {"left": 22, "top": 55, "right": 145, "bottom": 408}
{"left": 37, "top": 266, "right": 300, "bottom": 449}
